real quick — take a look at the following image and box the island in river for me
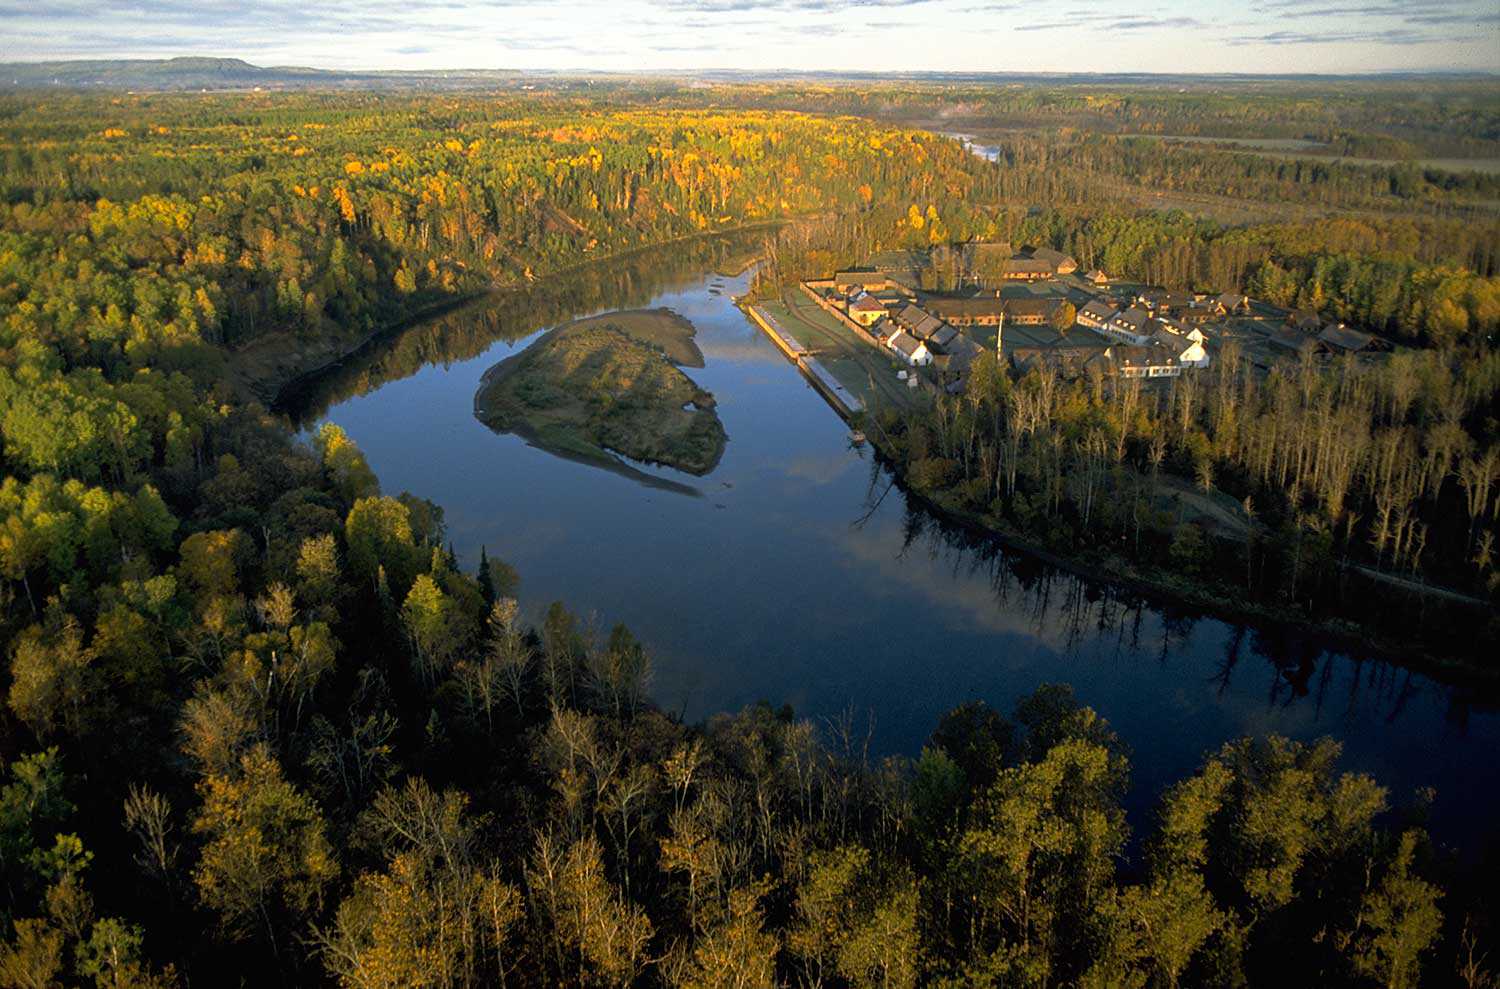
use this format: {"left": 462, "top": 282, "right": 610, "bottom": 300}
{"left": 474, "top": 307, "right": 728, "bottom": 480}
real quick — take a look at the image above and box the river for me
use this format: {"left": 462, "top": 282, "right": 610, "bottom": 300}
{"left": 283, "top": 238, "right": 1500, "bottom": 856}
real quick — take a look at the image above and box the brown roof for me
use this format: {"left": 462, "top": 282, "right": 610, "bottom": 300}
{"left": 928, "top": 325, "right": 959, "bottom": 349}
{"left": 889, "top": 330, "right": 926, "bottom": 358}
{"left": 894, "top": 303, "right": 947, "bottom": 340}
{"left": 1286, "top": 309, "right": 1323, "bottom": 331}
{"left": 1318, "top": 323, "right": 1378, "bottom": 352}
{"left": 1085, "top": 269, "right": 1109, "bottom": 282}
{"left": 1268, "top": 326, "right": 1321, "bottom": 354}
{"left": 834, "top": 270, "right": 888, "bottom": 286}
{"left": 921, "top": 296, "right": 1007, "bottom": 319}
{"left": 1003, "top": 298, "right": 1067, "bottom": 319}
{"left": 1011, "top": 346, "right": 1111, "bottom": 378}
{"left": 849, "top": 295, "right": 887, "bottom": 313}
{"left": 1113, "top": 345, "right": 1180, "bottom": 370}
{"left": 1079, "top": 298, "right": 1118, "bottom": 322}
{"left": 1030, "top": 247, "right": 1076, "bottom": 268}
{"left": 1001, "top": 258, "right": 1055, "bottom": 275}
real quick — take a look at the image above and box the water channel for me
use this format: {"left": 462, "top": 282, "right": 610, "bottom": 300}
{"left": 281, "top": 235, "right": 1500, "bottom": 855}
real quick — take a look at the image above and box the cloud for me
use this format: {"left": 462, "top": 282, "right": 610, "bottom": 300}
{"left": 0, "top": 0, "right": 1496, "bottom": 72}
{"left": 1014, "top": 12, "right": 1204, "bottom": 33}
{"left": 1232, "top": 28, "right": 1464, "bottom": 45}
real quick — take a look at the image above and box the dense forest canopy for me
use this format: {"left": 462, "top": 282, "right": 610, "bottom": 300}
{"left": 0, "top": 85, "right": 1494, "bottom": 987}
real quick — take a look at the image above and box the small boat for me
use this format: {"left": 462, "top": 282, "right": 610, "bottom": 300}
{"left": 849, "top": 431, "right": 866, "bottom": 445}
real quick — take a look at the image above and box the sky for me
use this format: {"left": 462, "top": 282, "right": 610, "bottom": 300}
{"left": 1, "top": 0, "right": 1498, "bottom": 75}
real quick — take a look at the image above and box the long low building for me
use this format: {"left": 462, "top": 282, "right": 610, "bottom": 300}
{"left": 919, "top": 295, "right": 1070, "bottom": 327}
{"left": 921, "top": 296, "right": 1007, "bottom": 326}
{"left": 1003, "top": 298, "right": 1070, "bottom": 326}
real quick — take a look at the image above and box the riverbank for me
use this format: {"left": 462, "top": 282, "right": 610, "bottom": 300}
{"left": 862, "top": 430, "right": 1500, "bottom": 687}
{"left": 235, "top": 221, "right": 785, "bottom": 409}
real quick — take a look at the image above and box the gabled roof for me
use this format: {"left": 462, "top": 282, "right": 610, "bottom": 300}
{"left": 1001, "top": 258, "right": 1055, "bottom": 275}
{"left": 894, "top": 303, "right": 947, "bottom": 340}
{"left": 1030, "top": 247, "right": 1076, "bottom": 268}
{"left": 834, "top": 269, "right": 887, "bottom": 285}
{"left": 1003, "top": 298, "right": 1066, "bottom": 319}
{"left": 1078, "top": 298, "right": 1118, "bottom": 321}
{"left": 921, "top": 296, "right": 1007, "bottom": 319}
{"left": 1215, "top": 292, "right": 1249, "bottom": 310}
{"left": 1286, "top": 309, "right": 1323, "bottom": 331}
{"left": 946, "top": 334, "right": 984, "bottom": 360}
{"left": 1011, "top": 346, "right": 1111, "bottom": 378}
{"left": 1318, "top": 323, "right": 1378, "bottom": 352}
{"left": 1112, "top": 306, "right": 1151, "bottom": 330}
{"left": 889, "top": 330, "right": 926, "bottom": 358}
{"left": 1085, "top": 269, "right": 1109, "bottom": 282}
{"left": 1113, "top": 345, "right": 1180, "bottom": 370}
{"left": 928, "top": 325, "right": 959, "bottom": 350}
{"left": 849, "top": 295, "right": 887, "bottom": 313}
{"left": 1268, "top": 326, "right": 1321, "bottom": 354}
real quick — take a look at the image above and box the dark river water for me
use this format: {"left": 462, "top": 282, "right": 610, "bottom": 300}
{"left": 285, "top": 237, "right": 1500, "bottom": 856}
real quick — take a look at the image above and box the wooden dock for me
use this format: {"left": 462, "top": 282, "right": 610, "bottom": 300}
{"left": 742, "top": 303, "right": 862, "bottom": 422}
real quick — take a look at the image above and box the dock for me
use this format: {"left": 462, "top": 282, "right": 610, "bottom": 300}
{"left": 742, "top": 302, "right": 862, "bottom": 422}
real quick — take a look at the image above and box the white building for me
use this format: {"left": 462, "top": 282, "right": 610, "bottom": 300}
{"left": 1097, "top": 305, "right": 1154, "bottom": 346}
{"left": 887, "top": 329, "right": 932, "bottom": 366}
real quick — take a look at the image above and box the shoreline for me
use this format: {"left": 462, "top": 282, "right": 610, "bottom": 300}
{"left": 861, "top": 432, "right": 1500, "bottom": 688}
{"left": 253, "top": 221, "right": 786, "bottom": 413}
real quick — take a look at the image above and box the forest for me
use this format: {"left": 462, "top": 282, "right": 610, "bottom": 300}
{"left": 0, "top": 86, "right": 1495, "bottom": 987}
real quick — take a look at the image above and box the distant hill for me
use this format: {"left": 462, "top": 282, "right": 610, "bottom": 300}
{"left": 0, "top": 57, "right": 1492, "bottom": 92}
{"left": 0, "top": 56, "right": 525, "bottom": 91}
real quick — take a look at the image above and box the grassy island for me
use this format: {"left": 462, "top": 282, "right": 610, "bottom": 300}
{"left": 474, "top": 308, "right": 728, "bottom": 476}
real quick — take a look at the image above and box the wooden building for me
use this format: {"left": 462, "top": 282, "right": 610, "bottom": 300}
{"left": 1029, "top": 247, "right": 1078, "bottom": 275}
{"left": 847, "top": 294, "right": 888, "bottom": 327}
{"left": 1000, "top": 258, "right": 1056, "bottom": 282}
{"left": 833, "top": 270, "right": 890, "bottom": 294}
{"left": 921, "top": 296, "right": 1007, "bottom": 326}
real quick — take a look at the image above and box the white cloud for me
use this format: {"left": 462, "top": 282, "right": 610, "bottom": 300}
{"left": 0, "top": 0, "right": 1497, "bottom": 72}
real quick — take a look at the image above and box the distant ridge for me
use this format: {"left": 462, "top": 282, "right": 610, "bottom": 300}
{"left": 0, "top": 56, "right": 524, "bottom": 91}
{"left": 0, "top": 56, "right": 1493, "bottom": 92}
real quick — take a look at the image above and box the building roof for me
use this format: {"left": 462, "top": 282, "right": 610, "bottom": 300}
{"left": 1029, "top": 247, "right": 1075, "bottom": 268}
{"left": 849, "top": 295, "right": 887, "bottom": 314}
{"left": 1011, "top": 346, "right": 1111, "bottom": 378}
{"left": 1001, "top": 258, "right": 1055, "bottom": 275}
{"left": 894, "top": 303, "right": 947, "bottom": 341}
{"left": 1215, "top": 292, "right": 1249, "bottom": 310}
{"left": 1318, "top": 323, "right": 1379, "bottom": 352}
{"left": 921, "top": 296, "right": 1007, "bottom": 320}
{"left": 1113, "top": 345, "right": 1181, "bottom": 370}
{"left": 1286, "top": 309, "right": 1323, "bottom": 331}
{"left": 947, "top": 334, "right": 985, "bottom": 359}
{"left": 1112, "top": 306, "right": 1152, "bottom": 330}
{"left": 1078, "top": 298, "right": 1119, "bottom": 322}
{"left": 1085, "top": 269, "right": 1110, "bottom": 283}
{"left": 970, "top": 241, "right": 1015, "bottom": 257}
{"left": 928, "top": 325, "right": 959, "bottom": 350}
{"left": 1003, "top": 298, "right": 1067, "bottom": 319}
{"left": 889, "top": 330, "right": 926, "bottom": 358}
{"left": 1267, "top": 326, "right": 1320, "bottom": 354}
{"left": 833, "top": 269, "right": 888, "bottom": 286}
